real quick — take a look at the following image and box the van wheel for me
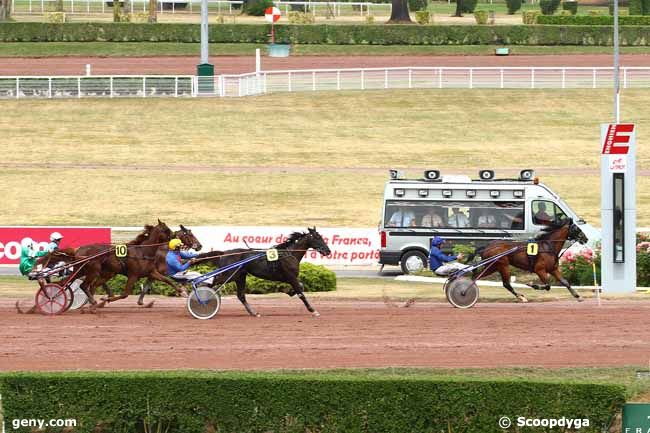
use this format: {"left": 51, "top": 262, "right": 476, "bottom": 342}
{"left": 400, "top": 251, "right": 427, "bottom": 275}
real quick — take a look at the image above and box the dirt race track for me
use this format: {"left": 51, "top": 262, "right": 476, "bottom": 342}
{"left": 1, "top": 297, "right": 649, "bottom": 371}
{"left": 3, "top": 54, "right": 650, "bottom": 76}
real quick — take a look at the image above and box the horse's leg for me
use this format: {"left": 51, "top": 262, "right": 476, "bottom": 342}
{"left": 137, "top": 278, "right": 153, "bottom": 306}
{"left": 235, "top": 273, "right": 260, "bottom": 317}
{"left": 101, "top": 274, "right": 138, "bottom": 304}
{"left": 149, "top": 270, "right": 187, "bottom": 298}
{"left": 498, "top": 264, "right": 528, "bottom": 303}
{"left": 551, "top": 268, "right": 583, "bottom": 301}
{"left": 287, "top": 276, "right": 319, "bottom": 317}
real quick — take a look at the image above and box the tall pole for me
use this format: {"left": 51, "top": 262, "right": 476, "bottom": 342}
{"left": 613, "top": 0, "right": 620, "bottom": 123}
{"left": 200, "top": 0, "right": 208, "bottom": 64}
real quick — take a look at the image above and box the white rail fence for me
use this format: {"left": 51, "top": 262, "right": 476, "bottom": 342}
{"left": 12, "top": 0, "right": 389, "bottom": 15}
{"left": 2, "top": 67, "right": 650, "bottom": 99}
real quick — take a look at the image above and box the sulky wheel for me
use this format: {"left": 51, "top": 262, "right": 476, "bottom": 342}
{"left": 187, "top": 287, "right": 221, "bottom": 320}
{"left": 35, "top": 283, "right": 69, "bottom": 315}
{"left": 445, "top": 277, "right": 479, "bottom": 309}
{"left": 68, "top": 279, "right": 89, "bottom": 310}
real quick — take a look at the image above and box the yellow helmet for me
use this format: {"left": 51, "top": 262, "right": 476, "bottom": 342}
{"left": 169, "top": 239, "right": 183, "bottom": 250}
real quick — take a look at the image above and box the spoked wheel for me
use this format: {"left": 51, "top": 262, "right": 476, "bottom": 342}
{"left": 187, "top": 287, "right": 221, "bottom": 320}
{"left": 444, "top": 277, "right": 479, "bottom": 309}
{"left": 35, "top": 283, "right": 69, "bottom": 315}
{"left": 68, "top": 279, "right": 89, "bottom": 310}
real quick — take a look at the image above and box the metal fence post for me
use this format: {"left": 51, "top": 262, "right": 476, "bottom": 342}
{"left": 500, "top": 68, "right": 504, "bottom": 89}
{"left": 408, "top": 68, "right": 412, "bottom": 89}
{"left": 288, "top": 71, "right": 292, "bottom": 92}
{"left": 110, "top": 77, "right": 114, "bottom": 97}
{"left": 312, "top": 71, "right": 316, "bottom": 91}
{"left": 143, "top": 77, "right": 146, "bottom": 97}
{"left": 469, "top": 68, "right": 473, "bottom": 89}
{"left": 48, "top": 77, "right": 52, "bottom": 98}
{"left": 531, "top": 68, "right": 535, "bottom": 89}
{"left": 361, "top": 70, "right": 364, "bottom": 90}
{"left": 384, "top": 69, "right": 388, "bottom": 89}
{"left": 15, "top": 77, "right": 19, "bottom": 99}
{"left": 336, "top": 71, "right": 340, "bottom": 90}
{"left": 592, "top": 68, "right": 596, "bottom": 89}
{"left": 77, "top": 77, "right": 81, "bottom": 98}
{"left": 174, "top": 77, "right": 178, "bottom": 97}
{"left": 562, "top": 68, "right": 566, "bottom": 89}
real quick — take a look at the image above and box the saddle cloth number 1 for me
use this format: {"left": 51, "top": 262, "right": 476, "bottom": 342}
{"left": 526, "top": 243, "right": 539, "bottom": 256}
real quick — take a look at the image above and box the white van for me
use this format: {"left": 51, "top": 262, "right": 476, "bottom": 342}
{"left": 379, "top": 169, "right": 600, "bottom": 274}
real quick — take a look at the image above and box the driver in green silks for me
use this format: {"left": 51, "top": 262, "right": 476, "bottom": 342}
{"left": 19, "top": 239, "right": 48, "bottom": 276}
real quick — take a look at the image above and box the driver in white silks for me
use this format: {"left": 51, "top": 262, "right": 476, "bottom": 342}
{"left": 428, "top": 236, "right": 469, "bottom": 276}
{"left": 165, "top": 239, "right": 213, "bottom": 286}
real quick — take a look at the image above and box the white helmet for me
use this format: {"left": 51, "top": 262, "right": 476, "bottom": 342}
{"left": 21, "top": 237, "right": 35, "bottom": 249}
{"left": 50, "top": 232, "right": 63, "bottom": 242}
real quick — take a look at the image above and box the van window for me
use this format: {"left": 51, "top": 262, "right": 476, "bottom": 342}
{"left": 531, "top": 200, "right": 567, "bottom": 226}
{"left": 384, "top": 201, "right": 525, "bottom": 230}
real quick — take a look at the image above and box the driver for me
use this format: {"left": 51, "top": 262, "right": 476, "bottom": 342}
{"left": 428, "top": 236, "right": 468, "bottom": 276}
{"left": 19, "top": 239, "right": 48, "bottom": 277}
{"left": 166, "top": 239, "right": 213, "bottom": 286}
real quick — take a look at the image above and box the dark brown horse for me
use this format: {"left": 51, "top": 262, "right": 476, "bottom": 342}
{"left": 196, "top": 227, "right": 331, "bottom": 317}
{"left": 475, "top": 219, "right": 588, "bottom": 302}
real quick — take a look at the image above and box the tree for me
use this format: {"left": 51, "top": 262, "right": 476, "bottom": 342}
{"left": 148, "top": 0, "right": 157, "bottom": 22}
{"left": 0, "top": 0, "right": 11, "bottom": 21}
{"left": 387, "top": 0, "right": 413, "bottom": 23}
{"left": 454, "top": 0, "right": 463, "bottom": 17}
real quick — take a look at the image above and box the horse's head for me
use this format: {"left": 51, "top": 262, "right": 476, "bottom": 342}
{"left": 176, "top": 225, "right": 202, "bottom": 251}
{"left": 150, "top": 219, "right": 173, "bottom": 243}
{"left": 567, "top": 219, "right": 588, "bottom": 244}
{"left": 306, "top": 227, "right": 331, "bottom": 257}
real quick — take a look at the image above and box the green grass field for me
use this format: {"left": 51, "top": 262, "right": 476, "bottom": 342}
{"left": 3, "top": 42, "right": 650, "bottom": 57}
{"left": 1, "top": 89, "right": 648, "bottom": 227}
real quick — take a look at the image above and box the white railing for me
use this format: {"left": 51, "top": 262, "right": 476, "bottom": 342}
{"left": 3, "top": 67, "right": 650, "bottom": 99}
{"left": 0, "top": 75, "right": 195, "bottom": 99}
{"left": 11, "top": 0, "right": 387, "bottom": 15}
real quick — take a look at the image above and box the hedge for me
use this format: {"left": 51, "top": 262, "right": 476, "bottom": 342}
{"left": 0, "top": 371, "right": 626, "bottom": 433}
{"left": 1, "top": 22, "right": 650, "bottom": 45}
{"left": 102, "top": 262, "right": 337, "bottom": 296}
{"left": 537, "top": 15, "right": 650, "bottom": 24}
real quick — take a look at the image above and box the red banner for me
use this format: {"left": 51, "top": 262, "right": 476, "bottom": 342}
{"left": 0, "top": 227, "right": 111, "bottom": 265}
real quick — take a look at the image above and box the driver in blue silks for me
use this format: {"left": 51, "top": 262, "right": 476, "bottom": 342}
{"left": 428, "top": 236, "right": 468, "bottom": 276}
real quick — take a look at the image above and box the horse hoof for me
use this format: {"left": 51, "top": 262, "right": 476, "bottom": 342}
{"left": 254, "top": 313, "right": 262, "bottom": 318}
{"left": 312, "top": 311, "right": 321, "bottom": 317}
{"left": 576, "top": 296, "right": 584, "bottom": 302}
{"left": 143, "top": 301, "right": 155, "bottom": 308}
{"left": 518, "top": 296, "right": 529, "bottom": 303}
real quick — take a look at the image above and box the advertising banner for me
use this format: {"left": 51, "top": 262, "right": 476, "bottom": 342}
{"left": 191, "top": 226, "right": 380, "bottom": 265}
{"left": 0, "top": 227, "right": 111, "bottom": 265}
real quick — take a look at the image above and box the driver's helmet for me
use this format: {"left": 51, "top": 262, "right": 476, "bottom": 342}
{"left": 50, "top": 232, "right": 63, "bottom": 242}
{"left": 431, "top": 236, "right": 445, "bottom": 247}
{"left": 169, "top": 239, "right": 183, "bottom": 250}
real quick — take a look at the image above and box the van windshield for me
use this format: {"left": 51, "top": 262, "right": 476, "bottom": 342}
{"left": 384, "top": 200, "right": 525, "bottom": 230}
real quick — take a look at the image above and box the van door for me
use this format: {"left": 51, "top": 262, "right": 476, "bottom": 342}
{"left": 530, "top": 200, "right": 568, "bottom": 227}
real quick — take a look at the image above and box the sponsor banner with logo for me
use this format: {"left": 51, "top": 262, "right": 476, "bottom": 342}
{"left": 191, "top": 226, "right": 380, "bottom": 265}
{"left": 0, "top": 227, "right": 111, "bottom": 265}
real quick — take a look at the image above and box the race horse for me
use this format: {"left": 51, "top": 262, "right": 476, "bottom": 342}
{"left": 474, "top": 219, "right": 588, "bottom": 302}
{"left": 195, "top": 227, "right": 332, "bottom": 317}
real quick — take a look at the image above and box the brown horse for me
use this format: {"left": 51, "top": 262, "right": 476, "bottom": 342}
{"left": 475, "top": 219, "right": 588, "bottom": 302}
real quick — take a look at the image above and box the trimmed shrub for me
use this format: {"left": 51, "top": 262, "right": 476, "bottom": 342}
{"left": 540, "top": 0, "right": 561, "bottom": 14}
{"left": 44, "top": 11, "right": 65, "bottom": 22}
{"left": 562, "top": 0, "right": 578, "bottom": 15}
{"left": 408, "top": 0, "right": 428, "bottom": 11}
{"left": 522, "top": 10, "right": 540, "bottom": 22}
{"left": 415, "top": 10, "right": 431, "bottom": 23}
{"left": 536, "top": 14, "right": 650, "bottom": 23}
{"left": 0, "top": 371, "right": 626, "bottom": 433}
{"left": 474, "top": 9, "right": 488, "bottom": 23}
{"left": 1, "top": 23, "right": 650, "bottom": 45}
{"left": 506, "top": 0, "right": 522, "bottom": 14}
{"left": 461, "top": 0, "right": 478, "bottom": 13}
{"left": 244, "top": 0, "right": 273, "bottom": 16}
{"left": 288, "top": 11, "right": 315, "bottom": 23}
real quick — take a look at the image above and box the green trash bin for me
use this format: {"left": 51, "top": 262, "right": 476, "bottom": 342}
{"left": 196, "top": 63, "right": 214, "bottom": 94}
